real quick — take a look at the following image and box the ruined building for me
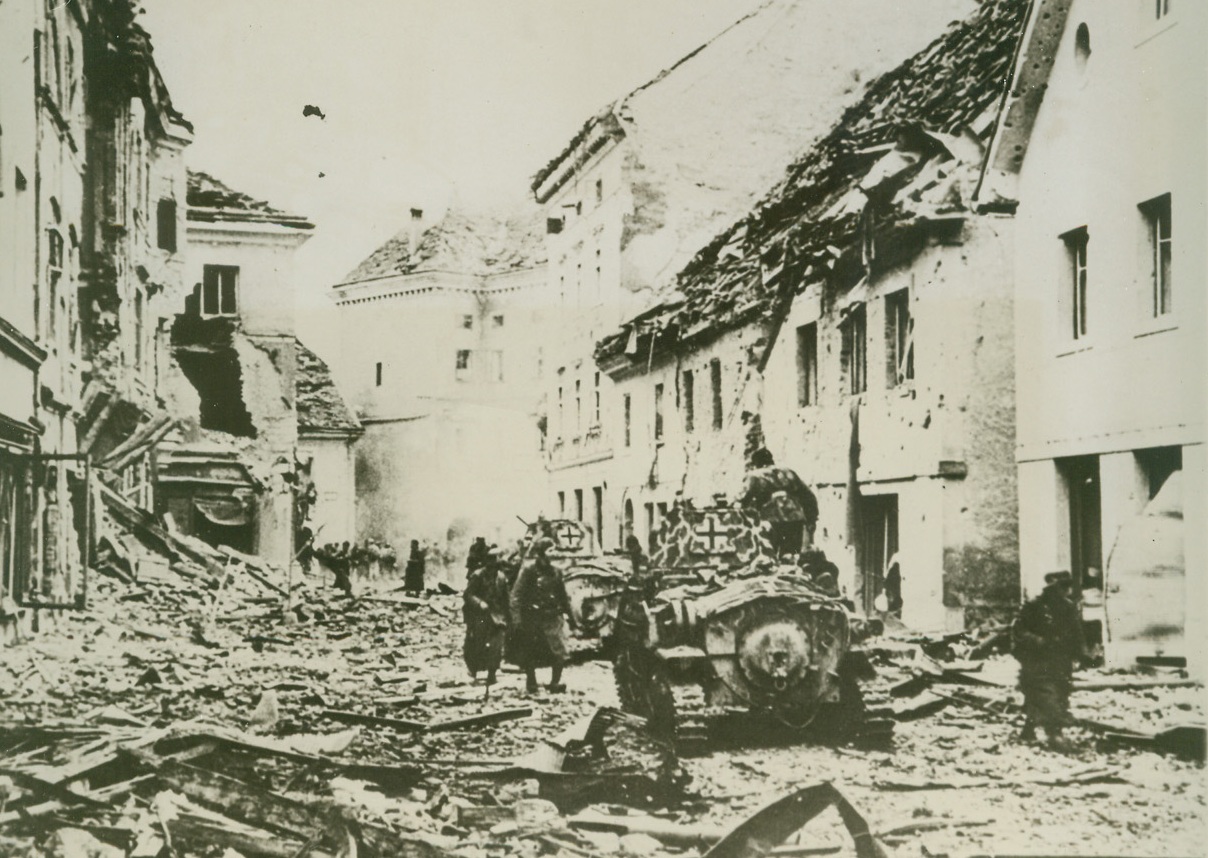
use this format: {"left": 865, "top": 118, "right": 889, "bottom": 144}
{"left": 0, "top": 0, "right": 192, "bottom": 641}
{"left": 983, "top": 0, "right": 1205, "bottom": 669}
{"left": 531, "top": 0, "right": 977, "bottom": 554}
{"left": 159, "top": 171, "right": 359, "bottom": 568}
{"left": 330, "top": 208, "right": 546, "bottom": 582}
{"left": 596, "top": 0, "right": 1029, "bottom": 631}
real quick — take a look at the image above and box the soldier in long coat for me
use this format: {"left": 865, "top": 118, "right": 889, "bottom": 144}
{"left": 507, "top": 536, "right": 576, "bottom": 693}
{"left": 740, "top": 448, "right": 819, "bottom": 558}
{"left": 463, "top": 547, "right": 510, "bottom": 685}
{"left": 1012, "top": 570, "right": 1086, "bottom": 749}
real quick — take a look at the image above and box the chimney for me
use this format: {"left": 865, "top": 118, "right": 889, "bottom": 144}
{"left": 409, "top": 208, "right": 424, "bottom": 256}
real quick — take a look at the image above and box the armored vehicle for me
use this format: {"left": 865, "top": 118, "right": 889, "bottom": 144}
{"left": 527, "top": 519, "right": 630, "bottom": 642}
{"left": 610, "top": 503, "right": 880, "bottom": 746}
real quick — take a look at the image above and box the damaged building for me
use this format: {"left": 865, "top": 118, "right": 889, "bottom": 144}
{"left": 595, "top": 0, "right": 1029, "bottom": 632}
{"left": 159, "top": 170, "right": 360, "bottom": 568}
{"left": 531, "top": 0, "right": 977, "bottom": 553}
{"left": 0, "top": 0, "right": 192, "bottom": 641}
{"left": 329, "top": 208, "right": 546, "bottom": 582}
{"left": 982, "top": 0, "right": 1206, "bottom": 670}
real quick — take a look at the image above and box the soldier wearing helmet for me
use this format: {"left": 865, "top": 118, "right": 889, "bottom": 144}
{"left": 740, "top": 447, "right": 819, "bottom": 559}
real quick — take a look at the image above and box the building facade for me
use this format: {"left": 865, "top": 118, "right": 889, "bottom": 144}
{"left": 986, "top": 0, "right": 1207, "bottom": 668}
{"left": 532, "top": 0, "right": 978, "bottom": 555}
{"left": 330, "top": 208, "right": 546, "bottom": 582}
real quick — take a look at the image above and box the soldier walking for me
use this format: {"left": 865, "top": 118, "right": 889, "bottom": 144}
{"left": 463, "top": 546, "right": 510, "bottom": 687}
{"left": 1012, "top": 570, "right": 1086, "bottom": 750}
{"left": 507, "top": 535, "right": 577, "bottom": 694}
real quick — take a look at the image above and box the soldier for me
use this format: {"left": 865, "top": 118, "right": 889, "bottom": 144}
{"left": 739, "top": 448, "right": 819, "bottom": 558}
{"left": 463, "top": 546, "right": 511, "bottom": 686}
{"left": 332, "top": 541, "right": 353, "bottom": 597}
{"left": 1012, "top": 570, "right": 1086, "bottom": 749}
{"left": 508, "top": 536, "right": 577, "bottom": 694}
{"left": 404, "top": 540, "right": 426, "bottom": 595}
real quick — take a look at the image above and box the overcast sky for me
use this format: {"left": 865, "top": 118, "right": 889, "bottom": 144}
{"left": 140, "top": 0, "right": 758, "bottom": 342}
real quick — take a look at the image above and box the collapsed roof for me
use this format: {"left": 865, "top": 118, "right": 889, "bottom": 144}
{"left": 338, "top": 207, "right": 546, "bottom": 286}
{"left": 534, "top": 0, "right": 978, "bottom": 295}
{"left": 187, "top": 170, "right": 314, "bottom": 229}
{"left": 596, "top": 0, "right": 1029, "bottom": 366}
{"left": 295, "top": 340, "right": 362, "bottom": 436}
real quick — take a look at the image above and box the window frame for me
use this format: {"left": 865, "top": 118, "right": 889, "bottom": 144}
{"left": 709, "top": 358, "right": 723, "bottom": 430}
{"left": 841, "top": 304, "right": 868, "bottom": 395}
{"left": 201, "top": 265, "right": 239, "bottom": 318}
{"left": 796, "top": 322, "right": 818, "bottom": 406}
{"left": 1061, "top": 227, "right": 1089, "bottom": 341}
{"left": 885, "top": 289, "right": 914, "bottom": 388}
{"left": 1140, "top": 194, "right": 1172, "bottom": 319}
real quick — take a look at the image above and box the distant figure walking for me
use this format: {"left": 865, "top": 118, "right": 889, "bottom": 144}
{"left": 466, "top": 536, "right": 489, "bottom": 576}
{"left": 508, "top": 536, "right": 576, "bottom": 694}
{"left": 1012, "top": 570, "right": 1086, "bottom": 750}
{"left": 332, "top": 541, "right": 353, "bottom": 597}
{"left": 404, "top": 540, "right": 426, "bottom": 595}
{"left": 463, "top": 546, "right": 510, "bottom": 686}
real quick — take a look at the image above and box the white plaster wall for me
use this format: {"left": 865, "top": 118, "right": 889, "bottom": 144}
{"left": 300, "top": 436, "right": 356, "bottom": 543}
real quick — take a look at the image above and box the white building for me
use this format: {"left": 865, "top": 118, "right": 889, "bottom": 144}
{"left": 983, "top": 0, "right": 1207, "bottom": 669}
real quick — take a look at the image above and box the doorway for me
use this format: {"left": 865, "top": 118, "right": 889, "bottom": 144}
{"left": 857, "top": 494, "right": 898, "bottom": 614}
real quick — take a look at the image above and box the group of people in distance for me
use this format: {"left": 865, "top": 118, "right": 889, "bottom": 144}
{"left": 461, "top": 531, "right": 576, "bottom": 695}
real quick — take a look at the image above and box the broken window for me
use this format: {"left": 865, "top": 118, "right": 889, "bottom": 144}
{"left": 202, "top": 265, "right": 238, "bottom": 317}
{"left": 654, "top": 383, "right": 665, "bottom": 441}
{"left": 796, "top": 323, "right": 818, "bottom": 406}
{"left": 1140, "top": 194, "right": 1172, "bottom": 317}
{"left": 682, "top": 369, "right": 695, "bottom": 433}
{"left": 455, "top": 349, "right": 471, "bottom": 381}
{"left": 375, "top": 361, "right": 383, "bottom": 387}
{"left": 157, "top": 198, "right": 177, "bottom": 252}
{"left": 885, "top": 290, "right": 914, "bottom": 387}
{"left": 623, "top": 393, "right": 632, "bottom": 447}
{"left": 1061, "top": 227, "right": 1089, "bottom": 340}
{"left": 173, "top": 347, "right": 257, "bottom": 438}
{"left": 841, "top": 305, "right": 868, "bottom": 395}
{"left": 710, "top": 358, "right": 723, "bottom": 430}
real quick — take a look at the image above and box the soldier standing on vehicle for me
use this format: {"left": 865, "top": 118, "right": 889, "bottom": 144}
{"left": 1012, "top": 570, "right": 1086, "bottom": 750}
{"left": 508, "top": 536, "right": 577, "bottom": 694}
{"left": 740, "top": 447, "right": 819, "bottom": 558}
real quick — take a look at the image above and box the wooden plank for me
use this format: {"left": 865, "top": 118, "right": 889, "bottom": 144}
{"left": 320, "top": 709, "right": 426, "bottom": 733}
{"left": 425, "top": 707, "right": 533, "bottom": 733}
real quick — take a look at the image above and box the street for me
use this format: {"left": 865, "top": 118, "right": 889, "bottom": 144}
{"left": 1, "top": 569, "right": 1201, "bottom": 857}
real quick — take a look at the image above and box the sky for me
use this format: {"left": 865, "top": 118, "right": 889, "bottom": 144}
{"left": 140, "top": 0, "right": 759, "bottom": 344}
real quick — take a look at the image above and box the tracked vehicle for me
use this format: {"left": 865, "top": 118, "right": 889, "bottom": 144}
{"left": 610, "top": 504, "right": 882, "bottom": 747}
{"left": 527, "top": 519, "right": 630, "bottom": 641}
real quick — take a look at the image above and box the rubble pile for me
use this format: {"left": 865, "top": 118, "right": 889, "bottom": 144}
{"left": 0, "top": 560, "right": 1203, "bottom": 857}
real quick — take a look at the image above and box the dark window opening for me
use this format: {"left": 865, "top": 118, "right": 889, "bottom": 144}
{"left": 841, "top": 305, "right": 868, "bottom": 394}
{"left": 885, "top": 290, "right": 914, "bottom": 387}
{"left": 796, "top": 323, "right": 818, "bottom": 406}
{"left": 492, "top": 314, "right": 505, "bottom": 327}
{"left": 654, "top": 383, "right": 664, "bottom": 441}
{"left": 645, "top": 502, "right": 656, "bottom": 553}
{"left": 1136, "top": 446, "right": 1181, "bottom": 499}
{"left": 455, "top": 349, "right": 471, "bottom": 381}
{"left": 574, "top": 488, "right": 584, "bottom": 522}
{"left": 1075, "top": 23, "right": 1091, "bottom": 68}
{"left": 593, "top": 486, "right": 604, "bottom": 550}
{"left": 546, "top": 217, "right": 564, "bottom": 234}
{"left": 173, "top": 348, "right": 257, "bottom": 438}
{"left": 461, "top": 314, "right": 473, "bottom": 330}
{"left": 557, "top": 491, "right": 566, "bottom": 516}
{"left": 375, "top": 361, "right": 383, "bottom": 387}
{"left": 622, "top": 499, "right": 634, "bottom": 547}
{"left": 592, "top": 371, "right": 601, "bottom": 426}
{"left": 623, "top": 393, "right": 632, "bottom": 447}
{"left": 1140, "top": 194, "right": 1172, "bottom": 317}
{"left": 157, "top": 198, "right": 177, "bottom": 252}
{"left": 682, "top": 369, "right": 695, "bottom": 432}
{"left": 710, "top": 358, "right": 723, "bottom": 430}
{"left": 857, "top": 494, "right": 899, "bottom": 615}
{"left": 595, "top": 178, "right": 603, "bottom": 203}
{"left": 1062, "top": 227, "right": 1089, "bottom": 339}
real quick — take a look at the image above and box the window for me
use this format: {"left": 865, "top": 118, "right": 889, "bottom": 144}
{"left": 1074, "top": 23, "right": 1091, "bottom": 70}
{"left": 547, "top": 217, "right": 563, "bottom": 235}
{"left": 1153, "top": 0, "right": 1170, "bottom": 18}
{"left": 558, "top": 491, "right": 566, "bottom": 516}
{"left": 455, "top": 349, "right": 471, "bottom": 381}
{"left": 841, "top": 305, "right": 867, "bottom": 394}
{"left": 623, "top": 394, "right": 632, "bottom": 447}
{"left": 592, "top": 371, "right": 601, "bottom": 426}
{"left": 156, "top": 198, "right": 177, "bottom": 252}
{"left": 654, "top": 383, "right": 665, "bottom": 441}
{"left": 885, "top": 290, "right": 914, "bottom": 387}
{"left": 574, "top": 489, "right": 584, "bottom": 522}
{"left": 461, "top": 314, "right": 473, "bottom": 330}
{"left": 1061, "top": 227, "right": 1089, "bottom": 340}
{"left": 201, "top": 265, "right": 238, "bottom": 317}
{"left": 46, "top": 228, "right": 63, "bottom": 340}
{"left": 375, "top": 362, "right": 383, "bottom": 387}
{"left": 492, "top": 314, "right": 505, "bottom": 328}
{"left": 134, "top": 288, "right": 144, "bottom": 368}
{"left": 682, "top": 369, "right": 695, "bottom": 432}
{"left": 1058, "top": 455, "right": 1102, "bottom": 594}
{"left": 595, "top": 178, "right": 603, "bottom": 203}
{"left": 1141, "top": 194, "right": 1172, "bottom": 317}
{"left": 645, "top": 502, "right": 656, "bottom": 553}
{"left": 593, "top": 487, "right": 604, "bottom": 549}
{"left": 710, "top": 359, "right": 723, "bottom": 430}
{"left": 574, "top": 379, "right": 582, "bottom": 436}
{"left": 796, "top": 323, "right": 818, "bottom": 406}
